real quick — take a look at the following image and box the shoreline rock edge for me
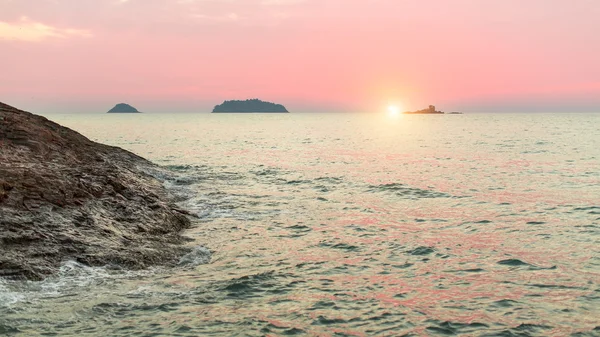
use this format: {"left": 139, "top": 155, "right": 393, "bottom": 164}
{"left": 0, "top": 102, "right": 193, "bottom": 280}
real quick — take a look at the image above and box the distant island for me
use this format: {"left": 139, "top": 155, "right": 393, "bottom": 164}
{"left": 404, "top": 105, "right": 444, "bottom": 114}
{"left": 212, "top": 99, "right": 289, "bottom": 113}
{"left": 107, "top": 103, "right": 140, "bottom": 113}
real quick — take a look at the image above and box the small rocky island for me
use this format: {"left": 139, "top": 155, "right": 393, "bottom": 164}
{"left": 212, "top": 99, "right": 289, "bottom": 113}
{"left": 404, "top": 105, "right": 444, "bottom": 114}
{"left": 0, "top": 102, "right": 192, "bottom": 280}
{"left": 107, "top": 103, "right": 140, "bottom": 113}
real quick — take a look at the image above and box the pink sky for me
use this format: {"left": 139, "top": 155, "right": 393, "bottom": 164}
{"left": 1, "top": 0, "right": 599, "bottom": 112}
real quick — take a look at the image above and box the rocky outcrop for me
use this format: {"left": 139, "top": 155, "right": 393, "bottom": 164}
{"left": 107, "top": 103, "right": 139, "bottom": 113}
{"left": 0, "top": 102, "right": 192, "bottom": 280}
{"left": 212, "top": 99, "right": 289, "bottom": 113}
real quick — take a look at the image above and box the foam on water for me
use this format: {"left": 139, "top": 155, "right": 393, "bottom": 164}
{"left": 178, "top": 246, "right": 212, "bottom": 266}
{"left": 0, "top": 249, "right": 213, "bottom": 309}
{"left": 0, "top": 279, "right": 25, "bottom": 307}
{"left": 0, "top": 261, "right": 161, "bottom": 309}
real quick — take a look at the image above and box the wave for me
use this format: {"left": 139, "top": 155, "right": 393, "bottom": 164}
{"left": 0, "top": 245, "right": 211, "bottom": 308}
{"left": 367, "top": 183, "right": 453, "bottom": 199}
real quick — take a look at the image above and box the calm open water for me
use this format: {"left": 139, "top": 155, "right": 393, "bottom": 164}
{"left": 1, "top": 112, "right": 599, "bottom": 336}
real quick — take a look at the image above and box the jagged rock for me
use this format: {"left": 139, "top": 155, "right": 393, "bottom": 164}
{"left": 0, "top": 102, "right": 191, "bottom": 280}
{"left": 107, "top": 103, "right": 139, "bottom": 113}
{"left": 212, "top": 99, "right": 289, "bottom": 113}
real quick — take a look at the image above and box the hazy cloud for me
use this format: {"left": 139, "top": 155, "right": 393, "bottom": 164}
{"left": 0, "top": 17, "right": 92, "bottom": 42}
{"left": 192, "top": 12, "right": 240, "bottom": 22}
{"left": 261, "top": 0, "right": 305, "bottom": 4}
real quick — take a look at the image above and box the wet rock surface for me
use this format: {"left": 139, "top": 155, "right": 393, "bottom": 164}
{"left": 0, "top": 102, "right": 192, "bottom": 280}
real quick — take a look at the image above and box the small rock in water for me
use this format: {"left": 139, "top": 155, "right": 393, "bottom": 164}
{"left": 178, "top": 246, "right": 211, "bottom": 266}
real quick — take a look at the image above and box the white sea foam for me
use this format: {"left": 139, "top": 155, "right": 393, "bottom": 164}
{"left": 0, "top": 279, "right": 26, "bottom": 307}
{"left": 178, "top": 246, "right": 212, "bottom": 267}
{"left": 0, "top": 261, "right": 160, "bottom": 307}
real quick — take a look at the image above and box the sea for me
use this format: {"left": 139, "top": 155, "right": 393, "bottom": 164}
{"left": 1, "top": 112, "right": 599, "bottom": 336}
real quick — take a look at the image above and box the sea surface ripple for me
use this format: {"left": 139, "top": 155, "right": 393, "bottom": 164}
{"left": 1, "top": 112, "right": 599, "bottom": 336}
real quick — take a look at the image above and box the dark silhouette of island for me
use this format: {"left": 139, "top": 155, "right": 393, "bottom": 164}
{"left": 108, "top": 103, "right": 140, "bottom": 113}
{"left": 404, "top": 105, "right": 444, "bottom": 114}
{"left": 212, "top": 99, "right": 289, "bottom": 113}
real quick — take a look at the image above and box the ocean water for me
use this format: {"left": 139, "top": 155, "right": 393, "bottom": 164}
{"left": 1, "top": 112, "right": 599, "bottom": 336}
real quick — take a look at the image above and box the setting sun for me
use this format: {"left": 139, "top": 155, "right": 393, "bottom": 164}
{"left": 387, "top": 105, "right": 401, "bottom": 116}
